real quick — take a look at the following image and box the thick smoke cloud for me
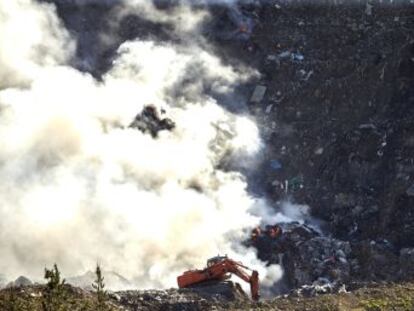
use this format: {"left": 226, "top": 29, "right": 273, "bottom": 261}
{"left": 0, "top": 0, "right": 284, "bottom": 289}
{"left": 0, "top": 0, "right": 74, "bottom": 88}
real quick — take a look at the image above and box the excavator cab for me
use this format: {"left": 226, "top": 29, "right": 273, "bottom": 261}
{"left": 207, "top": 255, "right": 228, "bottom": 267}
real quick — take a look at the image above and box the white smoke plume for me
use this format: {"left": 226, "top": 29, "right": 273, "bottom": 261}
{"left": 0, "top": 0, "right": 282, "bottom": 289}
{"left": 0, "top": 0, "right": 75, "bottom": 88}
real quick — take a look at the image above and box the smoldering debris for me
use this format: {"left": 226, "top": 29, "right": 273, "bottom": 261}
{"left": 204, "top": 4, "right": 257, "bottom": 42}
{"left": 130, "top": 106, "right": 175, "bottom": 138}
{"left": 249, "top": 222, "right": 352, "bottom": 294}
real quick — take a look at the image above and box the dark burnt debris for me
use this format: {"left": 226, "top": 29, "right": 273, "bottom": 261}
{"left": 248, "top": 223, "right": 352, "bottom": 295}
{"left": 130, "top": 105, "right": 175, "bottom": 138}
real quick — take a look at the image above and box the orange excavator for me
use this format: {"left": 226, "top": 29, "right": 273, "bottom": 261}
{"left": 177, "top": 255, "right": 260, "bottom": 301}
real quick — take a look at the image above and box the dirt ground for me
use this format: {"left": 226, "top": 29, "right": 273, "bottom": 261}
{"left": 1, "top": 281, "right": 413, "bottom": 311}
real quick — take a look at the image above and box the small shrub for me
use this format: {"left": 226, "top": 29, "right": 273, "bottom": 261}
{"left": 3, "top": 287, "right": 22, "bottom": 311}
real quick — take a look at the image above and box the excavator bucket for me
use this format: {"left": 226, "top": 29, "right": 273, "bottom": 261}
{"left": 250, "top": 270, "right": 260, "bottom": 301}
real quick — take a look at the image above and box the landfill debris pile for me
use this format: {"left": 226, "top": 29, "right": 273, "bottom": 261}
{"left": 130, "top": 105, "right": 175, "bottom": 138}
{"left": 250, "top": 219, "right": 414, "bottom": 294}
{"left": 284, "top": 237, "right": 351, "bottom": 289}
{"left": 249, "top": 222, "right": 352, "bottom": 294}
{"left": 211, "top": 0, "right": 414, "bottom": 288}
{"left": 289, "top": 279, "right": 348, "bottom": 298}
{"left": 111, "top": 282, "right": 248, "bottom": 311}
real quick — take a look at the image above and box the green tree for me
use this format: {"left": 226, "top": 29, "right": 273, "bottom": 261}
{"left": 92, "top": 264, "right": 109, "bottom": 311}
{"left": 42, "top": 264, "right": 67, "bottom": 311}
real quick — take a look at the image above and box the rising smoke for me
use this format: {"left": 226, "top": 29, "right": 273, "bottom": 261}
{"left": 0, "top": 0, "right": 294, "bottom": 290}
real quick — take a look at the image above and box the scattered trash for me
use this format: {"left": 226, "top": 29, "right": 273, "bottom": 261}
{"left": 265, "top": 104, "right": 273, "bottom": 114}
{"left": 359, "top": 123, "right": 376, "bottom": 129}
{"left": 271, "top": 179, "right": 281, "bottom": 186}
{"left": 406, "top": 184, "right": 414, "bottom": 196}
{"left": 365, "top": 3, "right": 373, "bottom": 15}
{"left": 269, "top": 51, "right": 305, "bottom": 63}
{"left": 278, "top": 51, "right": 291, "bottom": 59}
{"left": 288, "top": 176, "right": 304, "bottom": 191}
{"left": 266, "top": 54, "right": 278, "bottom": 62}
{"left": 250, "top": 85, "right": 267, "bottom": 103}
{"left": 292, "top": 53, "right": 305, "bottom": 61}
{"left": 314, "top": 147, "right": 324, "bottom": 155}
{"left": 270, "top": 159, "right": 282, "bottom": 170}
{"left": 338, "top": 284, "right": 348, "bottom": 294}
{"left": 302, "top": 70, "right": 314, "bottom": 81}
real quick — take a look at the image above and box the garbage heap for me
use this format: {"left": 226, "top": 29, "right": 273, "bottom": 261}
{"left": 250, "top": 223, "right": 351, "bottom": 295}
{"left": 130, "top": 105, "right": 175, "bottom": 138}
{"left": 250, "top": 222, "right": 414, "bottom": 296}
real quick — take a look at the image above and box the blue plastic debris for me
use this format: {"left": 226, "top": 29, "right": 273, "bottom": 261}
{"left": 270, "top": 159, "right": 282, "bottom": 170}
{"left": 292, "top": 52, "right": 304, "bottom": 61}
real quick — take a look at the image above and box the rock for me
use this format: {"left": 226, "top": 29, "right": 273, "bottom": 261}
{"left": 9, "top": 276, "right": 33, "bottom": 287}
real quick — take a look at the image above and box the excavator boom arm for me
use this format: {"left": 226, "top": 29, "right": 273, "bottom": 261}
{"left": 226, "top": 261, "right": 259, "bottom": 301}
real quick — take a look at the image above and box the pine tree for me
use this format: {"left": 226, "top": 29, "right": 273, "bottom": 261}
{"left": 42, "top": 264, "right": 67, "bottom": 311}
{"left": 92, "top": 264, "right": 109, "bottom": 311}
